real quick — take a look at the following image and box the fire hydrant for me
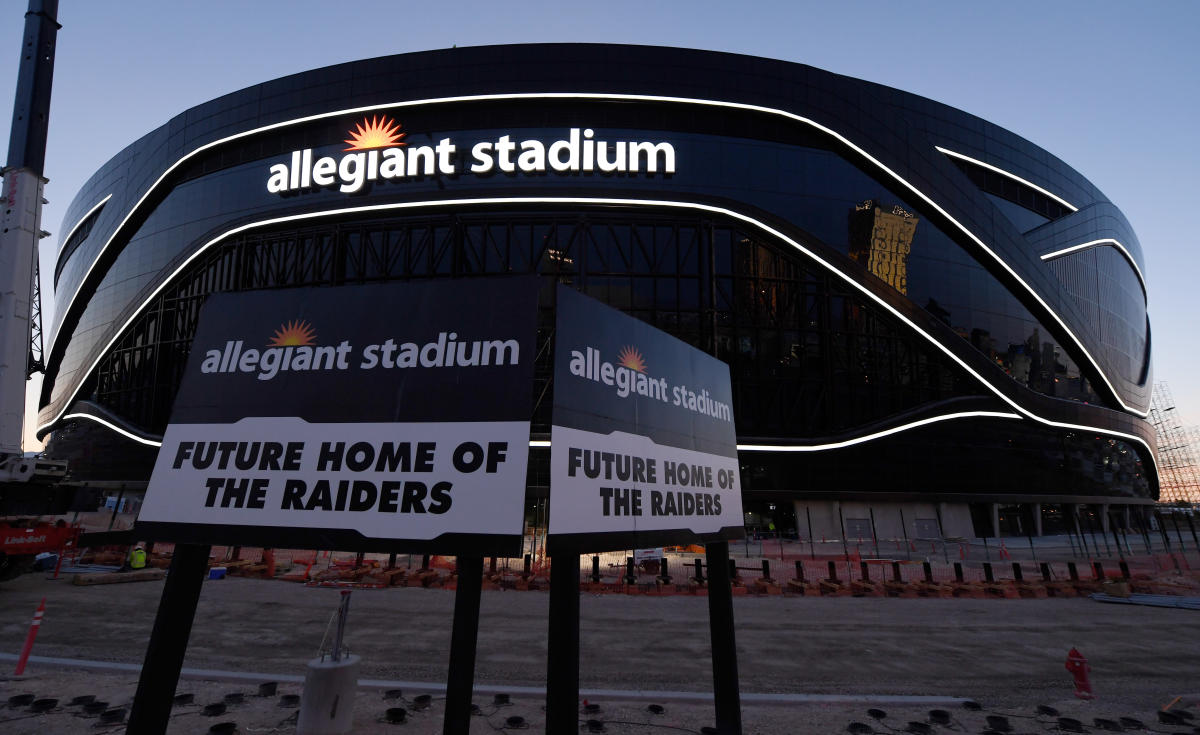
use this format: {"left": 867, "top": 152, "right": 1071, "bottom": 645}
{"left": 1065, "top": 647, "right": 1094, "bottom": 699}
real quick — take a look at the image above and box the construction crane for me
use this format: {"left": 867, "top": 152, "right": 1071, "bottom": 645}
{"left": 0, "top": 0, "right": 88, "bottom": 579}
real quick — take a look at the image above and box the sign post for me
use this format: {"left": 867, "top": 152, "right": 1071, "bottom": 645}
{"left": 129, "top": 278, "right": 538, "bottom": 734}
{"left": 444, "top": 555, "right": 484, "bottom": 735}
{"left": 126, "top": 544, "right": 210, "bottom": 734}
{"left": 546, "top": 285, "right": 744, "bottom": 733}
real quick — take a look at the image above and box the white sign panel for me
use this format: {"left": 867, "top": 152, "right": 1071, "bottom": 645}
{"left": 548, "top": 286, "right": 744, "bottom": 552}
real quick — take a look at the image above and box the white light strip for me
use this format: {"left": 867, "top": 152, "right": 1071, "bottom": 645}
{"left": 1041, "top": 238, "right": 1148, "bottom": 299}
{"left": 62, "top": 412, "right": 162, "bottom": 447}
{"left": 934, "top": 146, "right": 1079, "bottom": 212}
{"left": 55, "top": 194, "right": 112, "bottom": 257}
{"left": 47, "top": 92, "right": 1143, "bottom": 418}
{"left": 39, "top": 197, "right": 1157, "bottom": 469}
{"left": 71, "top": 409, "right": 1022, "bottom": 456}
{"left": 736, "top": 411, "right": 1021, "bottom": 452}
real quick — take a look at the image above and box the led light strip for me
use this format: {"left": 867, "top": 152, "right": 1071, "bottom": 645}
{"left": 40, "top": 196, "right": 1156, "bottom": 469}
{"left": 934, "top": 147, "right": 1078, "bottom": 212}
{"left": 73, "top": 409, "right": 1023, "bottom": 453}
{"left": 62, "top": 412, "right": 162, "bottom": 447}
{"left": 55, "top": 194, "right": 112, "bottom": 258}
{"left": 48, "top": 92, "right": 1143, "bottom": 417}
{"left": 736, "top": 411, "right": 1021, "bottom": 452}
{"left": 1041, "top": 238, "right": 1148, "bottom": 299}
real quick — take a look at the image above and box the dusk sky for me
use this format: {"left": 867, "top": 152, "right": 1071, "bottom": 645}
{"left": 5, "top": 0, "right": 1199, "bottom": 448}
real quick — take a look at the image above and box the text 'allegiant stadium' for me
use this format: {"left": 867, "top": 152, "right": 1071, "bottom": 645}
{"left": 199, "top": 332, "right": 520, "bottom": 381}
{"left": 267, "top": 127, "right": 676, "bottom": 194}
{"left": 568, "top": 346, "right": 732, "bottom": 422}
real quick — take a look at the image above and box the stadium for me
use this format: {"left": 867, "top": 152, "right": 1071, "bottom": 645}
{"left": 36, "top": 44, "right": 1155, "bottom": 543}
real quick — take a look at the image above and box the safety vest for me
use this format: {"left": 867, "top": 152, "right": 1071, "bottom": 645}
{"left": 130, "top": 548, "right": 147, "bottom": 570}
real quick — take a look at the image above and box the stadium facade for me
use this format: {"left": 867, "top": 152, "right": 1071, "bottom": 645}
{"left": 37, "top": 45, "right": 1155, "bottom": 542}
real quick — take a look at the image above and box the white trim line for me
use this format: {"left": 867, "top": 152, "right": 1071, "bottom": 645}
{"left": 736, "top": 411, "right": 1021, "bottom": 452}
{"left": 69, "top": 404, "right": 1022, "bottom": 455}
{"left": 62, "top": 412, "right": 161, "bottom": 447}
{"left": 55, "top": 194, "right": 111, "bottom": 257}
{"left": 934, "top": 146, "right": 1078, "bottom": 212}
{"left": 42, "top": 197, "right": 1156, "bottom": 466}
{"left": 46, "top": 92, "right": 1141, "bottom": 417}
{"left": 1041, "top": 238, "right": 1148, "bottom": 298}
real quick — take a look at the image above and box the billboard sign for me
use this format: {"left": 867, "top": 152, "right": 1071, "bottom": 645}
{"left": 137, "top": 278, "right": 537, "bottom": 555}
{"left": 548, "top": 285, "right": 743, "bottom": 552}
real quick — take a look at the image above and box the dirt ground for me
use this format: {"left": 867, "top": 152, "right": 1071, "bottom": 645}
{"left": 0, "top": 573, "right": 1197, "bottom": 733}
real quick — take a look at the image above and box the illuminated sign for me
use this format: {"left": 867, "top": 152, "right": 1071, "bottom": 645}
{"left": 138, "top": 278, "right": 538, "bottom": 555}
{"left": 548, "top": 286, "right": 743, "bottom": 552}
{"left": 266, "top": 116, "right": 676, "bottom": 194}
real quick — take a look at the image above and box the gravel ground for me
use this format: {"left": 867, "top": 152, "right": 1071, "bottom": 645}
{"left": 0, "top": 573, "right": 1197, "bottom": 733}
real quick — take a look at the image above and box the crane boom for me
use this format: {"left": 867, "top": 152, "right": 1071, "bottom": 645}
{"left": 1, "top": 0, "right": 59, "bottom": 482}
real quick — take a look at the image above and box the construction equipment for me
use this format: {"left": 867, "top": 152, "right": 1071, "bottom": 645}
{"left": 1, "top": 1, "right": 74, "bottom": 494}
{"left": 0, "top": 519, "right": 80, "bottom": 579}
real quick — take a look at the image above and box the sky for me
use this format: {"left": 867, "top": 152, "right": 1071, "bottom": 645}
{"left": 4, "top": 0, "right": 1200, "bottom": 450}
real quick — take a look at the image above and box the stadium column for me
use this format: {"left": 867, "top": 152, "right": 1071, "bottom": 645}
{"left": 127, "top": 543, "right": 211, "bottom": 734}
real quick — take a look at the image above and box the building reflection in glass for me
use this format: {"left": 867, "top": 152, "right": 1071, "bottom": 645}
{"left": 848, "top": 199, "right": 917, "bottom": 296}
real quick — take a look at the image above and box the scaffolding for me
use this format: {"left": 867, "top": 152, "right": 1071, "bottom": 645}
{"left": 1150, "top": 381, "right": 1200, "bottom": 504}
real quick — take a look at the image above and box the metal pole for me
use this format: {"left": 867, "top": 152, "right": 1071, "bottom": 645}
{"left": 108, "top": 486, "right": 125, "bottom": 531}
{"left": 546, "top": 550, "right": 581, "bottom": 734}
{"left": 805, "top": 506, "right": 815, "bottom": 561}
{"left": 1085, "top": 507, "right": 1111, "bottom": 557}
{"left": 1132, "top": 508, "right": 1152, "bottom": 553}
{"left": 331, "top": 590, "right": 351, "bottom": 661}
{"left": 1063, "top": 505, "right": 1079, "bottom": 556}
{"left": 933, "top": 503, "right": 949, "bottom": 564}
{"left": 705, "top": 541, "right": 742, "bottom": 735}
{"left": 1185, "top": 513, "right": 1200, "bottom": 555}
{"left": 1171, "top": 515, "right": 1189, "bottom": 566}
{"left": 898, "top": 507, "right": 911, "bottom": 561}
{"left": 1154, "top": 511, "right": 1172, "bottom": 552}
{"left": 127, "top": 544, "right": 211, "bottom": 734}
{"left": 836, "top": 505, "right": 849, "bottom": 561}
{"left": 1107, "top": 511, "right": 1124, "bottom": 560}
{"left": 867, "top": 508, "right": 880, "bottom": 558}
{"left": 1072, "top": 506, "right": 1090, "bottom": 557}
{"left": 1168, "top": 514, "right": 1184, "bottom": 550}
{"left": 443, "top": 555, "right": 483, "bottom": 735}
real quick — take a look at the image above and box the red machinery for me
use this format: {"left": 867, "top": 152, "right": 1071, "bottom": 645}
{"left": 0, "top": 521, "right": 81, "bottom": 580}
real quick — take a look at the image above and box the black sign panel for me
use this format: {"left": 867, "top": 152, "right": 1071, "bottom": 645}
{"left": 137, "top": 278, "right": 538, "bottom": 555}
{"left": 548, "top": 285, "right": 743, "bottom": 553}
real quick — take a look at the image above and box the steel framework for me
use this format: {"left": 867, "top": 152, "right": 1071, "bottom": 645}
{"left": 1150, "top": 381, "right": 1200, "bottom": 503}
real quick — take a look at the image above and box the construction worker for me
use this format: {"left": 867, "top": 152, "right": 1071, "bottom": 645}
{"left": 128, "top": 543, "right": 147, "bottom": 571}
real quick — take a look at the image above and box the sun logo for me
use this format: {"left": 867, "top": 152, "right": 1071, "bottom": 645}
{"left": 343, "top": 115, "right": 406, "bottom": 151}
{"left": 268, "top": 319, "right": 317, "bottom": 347}
{"left": 617, "top": 346, "right": 647, "bottom": 373}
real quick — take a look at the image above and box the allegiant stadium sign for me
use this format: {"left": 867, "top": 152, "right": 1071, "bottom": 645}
{"left": 266, "top": 115, "right": 676, "bottom": 195}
